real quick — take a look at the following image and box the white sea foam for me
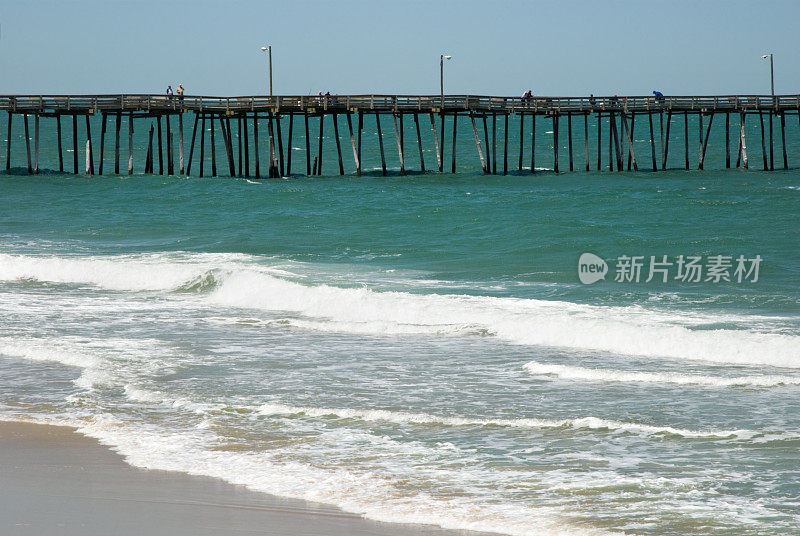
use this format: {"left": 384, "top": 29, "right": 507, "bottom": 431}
{"left": 2, "top": 251, "right": 799, "bottom": 368}
{"left": 255, "top": 403, "right": 746, "bottom": 439}
{"left": 523, "top": 361, "right": 800, "bottom": 388}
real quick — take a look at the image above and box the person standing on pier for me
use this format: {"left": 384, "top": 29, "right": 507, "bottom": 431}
{"left": 177, "top": 84, "right": 184, "bottom": 103}
{"left": 166, "top": 85, "right": 173, "bottom": 99}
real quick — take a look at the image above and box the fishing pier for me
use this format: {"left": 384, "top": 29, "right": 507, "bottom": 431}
{"left": 1, "top": 94, "right": 799, "bottom": 177}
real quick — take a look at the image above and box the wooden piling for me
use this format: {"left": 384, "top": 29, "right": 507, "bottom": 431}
{"left": 253, "top": 113, "right": 260, "bottom": 178}
{"left": 225, "top": 117, "right": 235, "bottom": 177}
{"left": 780, "top": 112, "right": 788, "bottom": 169}
{"left": 698, "top": 113, "right": 704, "bottom": 170}
{"left": 276, "top": 115, "right": 284, "bottom": 176}
{"left": 84, "top": 115, "right": 94, "bottom": 175}
{"left": 199, "top": 114, "right": 205, "bottom": 178}
{"left": 769, "top": 111, "right": 774, "bottom": 171}
{"left": 503, "top": 113, "right": 508, "bottom": 175}
{"left": 244, "top": 114, "right": 251, "bottom": 177}
{"left": 610, "top": 112, "right": 622, "bottom": 171}
{"left": 430, "top": 113, "right": 442, "bottom": 172}
{"left": 451, "top": 113, "right": 457, "bottom": 173}
{"left": 179, "top": 112, "right": 185, "bottom": 175}
{"left": 146, "top": 124, "right": 154, "bottom": 173}
{"left": 553, "top": 114, "right": 560, "bottom": 173}
{"left": 621, "top": 113, "right": 638, "bottom": 171}
{"left": 23, "top": 114, "right": 32, "bottom": 174}
{"left": 219, "top": 114, "right": 234, "bottom": 177}
{"left": 166, "top": 115, "right": 173, "bottom": 175}
{"left": 347, "top": 112, "right": 360, "bottom": 176}
{"left": 584, "top": 114, "right": 589, "bottom": 172}
{"left": 376, "top": 114, "right": 387, "bottom": 176}
{"left": 210, "top": 114, "right": 217, "bottom": 177}
{"left": 127, "top": 113, "right": 134, "bottom": 175}
{"left": 304, "top": 112, "right": 311, "bottom": 176}
{"left": 316, "top": 114, "right": 324, "bottom": 175}
{"left": 700, "top": 113, "right": 713, "bottom": 171}
{"left": 517, "top": 114, "right": 524, "bottom": 171}
{"left": 34, "top": 114, "right": 40, "bottom": 174}
{"left": 237, "top": 118, "right": 242, "bottom": 175}
{"left": 648, "top": 112, "right": 657, "bottom": 171}
{"left": 470, "top": 113, "right": 488, "bottom": 174}
{"left": 414, "top": 113, "right": 425, "bottom": 172}
{"left": 99, "top": 113, "right": 107, "bottom": 175}
{"left": 186, "top": 113, "right": 198, "bottom": 175}
{"left": 332, "top": 113, "right": 344, "bottom": 175}
{"left": 492, "top": 113, "right": 497, "bottom": 175}
{"left": 725, "top": 113, "right": 730, "bottom": 168}
{"left": 626, "top": 114, "right": 635, "bottom": 171}
{"left": 286, "top": 113, "right": 294, "bottom": 176}
{"left": 357, "top": 112, "right": 363, "bottom": 173}
{"left": 393, "top": 113, "right": 406, "bottom": 175}
{"left": 684, "top": 113, "right": 689, "bottom": 170}
{"left": 157, "top": 116, "right": 163, "bottom": 174}
{"left": 482, "top": 116, "right": 491, "bottom": 172}
{"left": 531, "top": 114, "right": 536, "bottom": 173}
{"left": 72, "top": 114, "right": 78, "bottom": 174}
{"left": 739, "top": 112, "right": 748, "bottom": 169}
{"left": 115, "top": 112, "right": 121, "bottom": 174}
{"left": 759, "top": 111, "right": 768, "bottom": 171}
{"left": 596, "top": 113, "right": 601, "bottom": 171}
{"left": 662, "top": 111, "right": 672, "bottom": 171}
{"left": 440, "top": 113, "right": 446, "bottom": 173}
{"left": 567, "top": 112, "right": 573, "bottom": 172}
{"left": 4, "top": 112, "right": 10, "bottom": 170}
{"left": 267, "top": 112, "right": 276, "bottom": 177}
{"left": 57, "top": 115, "right": 63, "bottom": 172}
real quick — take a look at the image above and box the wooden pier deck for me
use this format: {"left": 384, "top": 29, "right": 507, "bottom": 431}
{"left": 1, "top": 94, "right": 798, "bottom": 177}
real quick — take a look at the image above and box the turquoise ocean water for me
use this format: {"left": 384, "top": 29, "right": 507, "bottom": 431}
{"left": 1, "top": 110, "right": 799, "bottom": 535}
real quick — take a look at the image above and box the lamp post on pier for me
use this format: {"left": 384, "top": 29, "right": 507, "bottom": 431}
{"left": 261, "top": 45, "right": 273, "bottom": 97}
{"left": 440, "top": 54, "right": 451, "bottom": 108}
{"left": 761, "top": 53, "right": 774, "bottom": 104}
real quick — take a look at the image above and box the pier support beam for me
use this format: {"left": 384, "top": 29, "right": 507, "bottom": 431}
{"left": 503, "top": 113, "right": 508, "bottom": 175}
{"left": 700, "top": 113, "right": 713, "bottom": 170}
{"left": 491, "top": 113, "right": 497, "bottom": 175}
{"left": 99, "top": 113, "right": 107, "bottom": 175}
{"left": 451, "top": 113, "right": 457, "bottom": 173}
{"left": 621, "top": 113, "right": 638, "bottom": 171}
{"left": 393, "top": 113, "right": 405, "bottom": 175}
{"left": 57, "top": 115, "right": 63, "bottom": 172}
{"left": 414, "top": 113, "right": 425, "bottom": 172}
{"left": 531, "top": 114, "right": 536, "bottom": 174}
{"left": 304, "top": 113, "right": 311, "bottom": 176}
{"left": 276, "top": 115, "right": 284, "bottom": 177}
{"left": 186, "top": 113, "right": 198, "bottom": 175}
{"left": 769, "top": 110, "right": 774, "bottom": 171}
{"left": 759, "top": 112, "right": 768, "bottom": 171}
{"left": 115, "top": 113, "right": 121, "bottom": 174}
{"left": 661, "top": 111, "right": 671, "bottom": 171}
{"left": 179, "top": 112, "right": 185, "bottom": 175}
{"left": 725, "top": 113, "right": 730, "bottom": 168}
{"left": 684, "top": 113, "right": 689, "bottom": 170}
{"left": 244, "top": 114, "right": 250, "bottom": 177}
{"left": 780, "top": 112, "right": 788, "bottom": 169}
{"left": 24, "top": 114, "right": 32, "bottom": 174}
{"left": 376, "top": 114, "right": 387, "bottom": 176}
{"left": 157, "top": 116, "right": 163, "bottom": 174}
{"left": 85, "top": 115, "right": 93, "bottom": 175}
{"left": 430, "top": 113, "right": 442, "bottom": 172}
{"left": 210, "top": 114, "right": 217, "bottom": 177}
{"left": 5, "top": 112, "right": 11, "bottom": 170}
{"left": 166, "top": 115, "right": 173, "bottom": 175}
{"left": 482, "top": 116, "right": 491, "bottom": 172}
{"left": 626, "top": 114, "right": 635, "bottom": 171}
{"left": 596, "top": 113, "right": 601, "bottom": 171}
{"left": 72, "top": 115, "right": 78, "bottom": 174}
{"left": 567, "top": 112, "right": 573, "bottom": 172}
{"left": 584, "top": 114, "right": 589, "bottom": 172}
{"left": 127, "top": 113, "right": 134, "bottom": 175}
{"left": 199, "top": 114, "right": 205, "bottom": 177}
{"left": 553, "top": 114, "right": 559, "bottom": 173}
{"left": 332, "top": 113, "right": 344, "bottom": 175}
{"left": 648, "top": 112, "right": 657, "bottom": 171}
{"left": 253, "top": 113, "right": 260, "bottom": 178}
{"left": 316, "top": 114, "right": 324, "bottom": 175}
{"left": 286, "top": 113, "right": 294, "bottom": 176}
{"left": 470, "top": 113, "right": 488, "bottom": 174}
{"left": 347, "top": 112, "right": 360, "bottom": 176}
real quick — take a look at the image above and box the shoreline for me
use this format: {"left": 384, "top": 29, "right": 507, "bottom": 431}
{"left": 0, "top": 420, "right": 495, "bottom": 536}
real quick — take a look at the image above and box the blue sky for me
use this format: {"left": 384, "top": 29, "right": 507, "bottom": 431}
{"left": 1, "top": 0, "right": 797, "bottom": 96}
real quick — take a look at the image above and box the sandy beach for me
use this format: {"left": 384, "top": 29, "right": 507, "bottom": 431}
{"left": 0, "top": 421, "right": 492, "bottom": 536}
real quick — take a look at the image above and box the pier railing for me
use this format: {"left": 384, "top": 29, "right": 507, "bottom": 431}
{"left": 1, "top": 94, "right": 798, "bottom": 115}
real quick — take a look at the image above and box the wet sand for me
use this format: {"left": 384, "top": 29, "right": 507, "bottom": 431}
{"left": 0, "top": 421, "right": 493, "bottom": 536}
